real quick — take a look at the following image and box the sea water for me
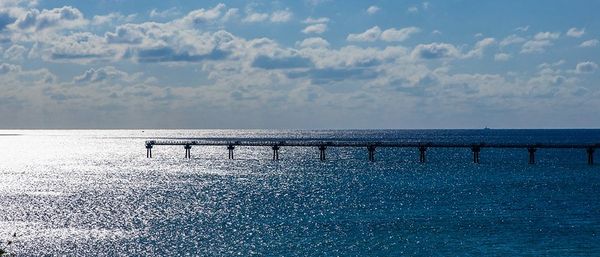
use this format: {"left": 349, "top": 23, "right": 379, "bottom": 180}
{"left": 0, "top": 129, "right": 599, "bottom": 256}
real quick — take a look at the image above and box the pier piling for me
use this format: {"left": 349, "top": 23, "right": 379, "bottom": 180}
{"left": 227, "top": 145, "right": 235, "bottom": 159}
{"left": 146, "top": 144, "right": 153, "bottom": 158}
{"left": 471, "top": 145, "right": 481, "bottom": 164}
{"left": 319, "top": 145, "right": 327, "bottom": 161}
{"left": 419, "top": 146, "right": 427, "bottom": 163}
{"left": 587, "top": 147, "right": 595, "bottom": 165}
{"left": 272, "top": 145, "right": 280, "bottom": 161}
{"left": 367, "top": 145, "right": 376, "bottom": 162}
{"left": 528, "top": 147, "right": 536, "bottom": 164}
{"left": 184, "top": 145, "right": 191, "bottom": 159}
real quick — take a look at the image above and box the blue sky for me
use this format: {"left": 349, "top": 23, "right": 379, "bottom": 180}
{"left": 1, "top": 0, "right": 599, "bottom": 128}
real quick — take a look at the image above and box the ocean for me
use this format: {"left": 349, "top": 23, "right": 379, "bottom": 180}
{"left": 1, "top": 129, "right": 599, "bottom": 256}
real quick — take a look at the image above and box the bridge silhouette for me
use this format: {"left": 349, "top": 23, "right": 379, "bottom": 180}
{"left": 145, "top": 138, "right": 598, "bottom": 165}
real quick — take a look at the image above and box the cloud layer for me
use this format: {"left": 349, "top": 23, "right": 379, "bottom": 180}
{"left": 0, "top": 1, "right": 598, "bottom": 128}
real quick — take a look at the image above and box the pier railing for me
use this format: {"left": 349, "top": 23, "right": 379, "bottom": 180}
{"left": 144, "top": 138, "right": 598, "bottom": 165}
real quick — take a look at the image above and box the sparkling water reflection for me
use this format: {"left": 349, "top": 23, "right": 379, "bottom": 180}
{"left": 0, "top": 130, "right": 599, "bottom": 256}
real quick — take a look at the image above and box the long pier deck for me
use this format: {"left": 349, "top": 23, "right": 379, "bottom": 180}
{"left": 145, "top": 138, "right": 598, "bottom": 164}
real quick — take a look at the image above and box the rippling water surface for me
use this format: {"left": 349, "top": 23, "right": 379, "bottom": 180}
{"left": 1, "top": 129, "right": 600, "bottom": 256}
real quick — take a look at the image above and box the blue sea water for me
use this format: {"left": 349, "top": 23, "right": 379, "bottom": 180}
{"left": 0, "top": 129, "right": 600, "bottom": 256}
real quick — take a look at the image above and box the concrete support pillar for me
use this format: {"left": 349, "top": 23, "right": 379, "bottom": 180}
{"left": 528, "top": 147, "right": 536, "bottom": 164}
{"left": 146, "top": 144, "right": 153, "bottom": 158}
{"left": 367, "top": 145, "right": 376, "bottom": 162}
{"left": 419, "top": 146, "right": 427, "bottom": 163}
{"left": 227, "top": 145, "right": 235, "bottom": 159}
{"left": 472, "top": 145, "right": 481, "bottom": 164}
{"left": 272, "top": 145, "right": 280, "bottom": 161}
{"left": 319, "top": 145, "right": 327, "bottom": 161}
{"left": 184, "top": 145, "right": 191, "bottom": 159}
{"left": 587, "top": 147, "right": 595, "bottom": 165}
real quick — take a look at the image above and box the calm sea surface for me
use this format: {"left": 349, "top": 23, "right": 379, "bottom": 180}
{"left": 1, "top": 129, "right": 600, "bottom": 256}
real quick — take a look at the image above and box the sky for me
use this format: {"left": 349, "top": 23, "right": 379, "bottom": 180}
{"left": 1, "top": 0, "right": 600, "bottom": 129}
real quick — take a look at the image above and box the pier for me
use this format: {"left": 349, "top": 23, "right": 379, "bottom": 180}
{"left": 145, "top": 138, "right": 598, "bottom": 165}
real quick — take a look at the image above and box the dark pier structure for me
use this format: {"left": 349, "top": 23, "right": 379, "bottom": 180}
{"left": 145, "top": 138, "right": 598, "bottom": 165}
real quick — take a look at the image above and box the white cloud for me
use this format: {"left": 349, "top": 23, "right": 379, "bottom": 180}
{"left": 411, "top": 43, "right": 460, "bottom": 59}
{"left": 45, "top": 32, "right": 117, "bottom": 63}
{"left": 301, "top": 18, "right": 329, "bottom": 34}
{"left": 521, "top": 40, "right": 553, "bottom": 53}
{"left": 104, "top": 22, "right": 239, "bottom": 64}
{"left": 240, "top": 6, "right": 298, "bottom": 24}
{"left": 73, "top": 66, "right": 131, "bottom": 84}
{"left": 4, "top": 44, "right": 27, "bottom": 60}
{"left": 11, "top": 6, "right": 88, "bottom": 32}
{"left": 0, "top": 8, "right": 19, "bottom": 31}
{"left": 566, "top": 27, "right": 585, "bottom": 38}
{"left": 534, "top": 31, "right": 560, "bottom": 40}
{"left": 514, "top": 25, "right": 529, "bottom": 32}
{"left": 252, "top": 52, "right": 313, "bottom": 70}
{"left": 149, "top": 7, "right": 179, "bottom": 19}
{"left": 92, "top": 12, "right": 136, "bottom": 25}
{"left": 576, "top": 61, "right": 598, "bottom": 73}
{"left": 297, "top": 37, "right": 329, "bottom": 48}
{"left": 537, "top": 60, "right": 565, "bottom": 70}
{"left": 476, "top": 37, "right": 496, "bottom": 48}
{"left": 303, "top": 17, "right": 329, "bottom": 24}
{"left": 182, "top": 3, "right": 227, "bottom": 24}
{"left": 579, "top": 39, "right": 598, "bottom": 48}
{"left": 494, "top": 53, "right": 511, "bottom": 61}
{"left": 0, "top": 63, "right": 21, "bottom": 75}
{"left": 345, "top": 26, "right": 420, "bottom": 43}
{"left": 406, "top": 3, "right": 430, "bottom": 13}
{"left": 270, "top": 9, "right": 293, "bottom": 22}
{"left": 4, "top": 2, "right": 600, "bottom": 129}
{"left": 521, "top": 32, "right": 560, "bottom": 54}
{"left": 92, "top": 13, "right": 116, "bottom": 25}
{"left": 347, "top": 26, "right": 381, "bottom": 42}
{"left": 380, "top": 27, "right": 420, "bottom": 42}
{"left": 464, "top": 37, "right": 495, "bottom": 58}
{"left": 221, "top": 9, "right": 238, "bottom": 23}
{"left": 499, "top": 34, "right": 526, "bottom": 47}
{"left": 302, "top": 23, "right": 327, "bottom": 34}
{"left": 367, "top": 6, "right": 380, "bottom": 15}
{"left": 242, "top": 12, "right": 269, "bottom": 23}
{"left": 104, "top": 23, "right": 147, "bottom": 44}
{"left": 0, "top": 0, "right": 37, "bottom": 8}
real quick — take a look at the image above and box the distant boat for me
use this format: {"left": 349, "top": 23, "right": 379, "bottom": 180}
{"left": 483, "top": 127, "right": 491, "bottom": 130}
